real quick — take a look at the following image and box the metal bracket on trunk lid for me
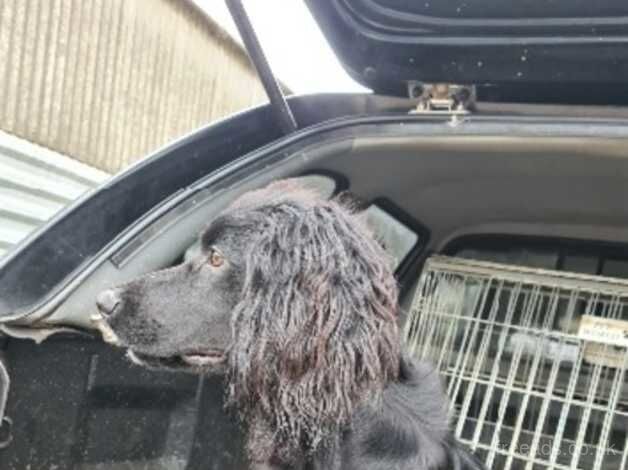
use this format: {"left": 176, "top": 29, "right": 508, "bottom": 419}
{"left": 408, "top": 83, "right": 475, "bottom": 116}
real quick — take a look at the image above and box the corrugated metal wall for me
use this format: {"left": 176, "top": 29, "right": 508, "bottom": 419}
{"left": 0, "top": 130, "right": 109, "bottom": 258}
{"left": 0, "top": 0, "right": 268, "bottom": 173}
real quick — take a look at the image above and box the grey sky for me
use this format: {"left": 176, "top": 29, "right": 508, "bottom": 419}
{"left": 194, "top": 1, "right": 367, "bottom": 95}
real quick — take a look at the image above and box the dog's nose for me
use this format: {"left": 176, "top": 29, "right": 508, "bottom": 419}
{"left": 96, "top": 289, "right": 121, "bottom": 318}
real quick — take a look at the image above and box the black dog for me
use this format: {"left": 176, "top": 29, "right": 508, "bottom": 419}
{"left": 94, "top": 180, "right": 485, "bottom": 470}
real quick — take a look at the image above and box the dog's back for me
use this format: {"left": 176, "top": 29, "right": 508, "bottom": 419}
{"left": 308, "top": 356, "right": 485, "bottom": 470}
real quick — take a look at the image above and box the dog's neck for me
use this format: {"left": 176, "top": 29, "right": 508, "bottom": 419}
{"left": 245, "top": 355, "right": 450, "bottom": 470}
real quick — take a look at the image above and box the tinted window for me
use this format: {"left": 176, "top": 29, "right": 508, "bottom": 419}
{"left": 449, "top": 237, "right": 628, "bottom": 279}
{"left": 456, "top": 247, "right": 558, "bottom": 270}
{"left": 603, "top": 258, "right": 628, "bottom": 279}
{"left": 363, "top": 204, "right": 418, "bottom": 269}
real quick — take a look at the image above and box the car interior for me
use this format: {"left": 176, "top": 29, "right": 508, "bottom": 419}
{"left": 4, "top": 121, "right": 628, "bottom": 469}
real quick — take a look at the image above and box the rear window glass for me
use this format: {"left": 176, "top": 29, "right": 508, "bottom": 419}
{"left": 363, "top": 204, "right": 418, "bottom": 269}
{"left": 602, "top": 258, "right": 628, "bottom": 279}
{"left": 456, "top": 247, "right": 558, "bottom": 270}
{"left": 449, "top": 237, "right": 628, "bottom": 279}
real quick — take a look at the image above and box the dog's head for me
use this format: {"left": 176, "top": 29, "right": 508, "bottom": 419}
{"left": 94, "top": 180, "right": 400, "bottom": 456}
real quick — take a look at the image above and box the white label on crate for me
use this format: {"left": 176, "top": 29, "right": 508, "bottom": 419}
{"left": 578, "top": 315, "right": 628, "bottom": 348}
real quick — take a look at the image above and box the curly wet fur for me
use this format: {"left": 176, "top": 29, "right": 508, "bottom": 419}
{"left": 99, "top": 180, "right": 485, "bottom": 469}
{"left": 223, "top": 182, "right": 400, "bottom": 462}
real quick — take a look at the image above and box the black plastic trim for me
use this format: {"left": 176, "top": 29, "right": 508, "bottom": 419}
{"left": 306, "top": 0, "right": 628, "bottom": 99}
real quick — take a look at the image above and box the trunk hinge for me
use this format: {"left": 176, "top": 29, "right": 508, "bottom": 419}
{"left": 408, "top": 82, "right": 476, "bottom": 115}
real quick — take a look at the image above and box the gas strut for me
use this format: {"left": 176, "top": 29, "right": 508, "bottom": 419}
{"left": 225, "top": 0, "right": 298, "bottom": 135}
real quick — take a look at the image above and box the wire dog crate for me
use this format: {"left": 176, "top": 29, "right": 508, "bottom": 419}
{"left": 404, "top": 256, "right": 628, "bottom": 470}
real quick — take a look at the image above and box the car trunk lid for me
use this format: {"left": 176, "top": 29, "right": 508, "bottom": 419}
{"left": 305, "top": 0, "right": 628, "bottom": 102}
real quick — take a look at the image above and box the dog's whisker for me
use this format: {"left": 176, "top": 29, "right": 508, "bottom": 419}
{"left": 90, "top": 313, "right": 121, "bottom": 346}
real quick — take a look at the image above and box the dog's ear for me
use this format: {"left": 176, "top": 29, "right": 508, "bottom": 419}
{"left": 228, "top": 196, "right": 400, "bottom": 457}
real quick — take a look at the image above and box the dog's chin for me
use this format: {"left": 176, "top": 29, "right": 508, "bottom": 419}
{"left": 126, "top": 349, "right": 226, "bottom": 373}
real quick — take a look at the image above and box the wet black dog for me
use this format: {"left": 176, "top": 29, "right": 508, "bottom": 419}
{"left": 94, "top": 180, "right": 485, "bottom": 469}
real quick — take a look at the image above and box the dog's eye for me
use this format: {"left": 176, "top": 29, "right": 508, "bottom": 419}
{"left": 207, "top": 248, "right": 225, "bottom": 268}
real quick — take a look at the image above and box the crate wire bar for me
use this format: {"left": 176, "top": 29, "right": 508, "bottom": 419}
{"left": 404, "top": 256, "right": 628, "bottom": 470}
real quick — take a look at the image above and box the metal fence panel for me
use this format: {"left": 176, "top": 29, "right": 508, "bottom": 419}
{"left": 0, "top": 130, "right": 108, "bottom": 258}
